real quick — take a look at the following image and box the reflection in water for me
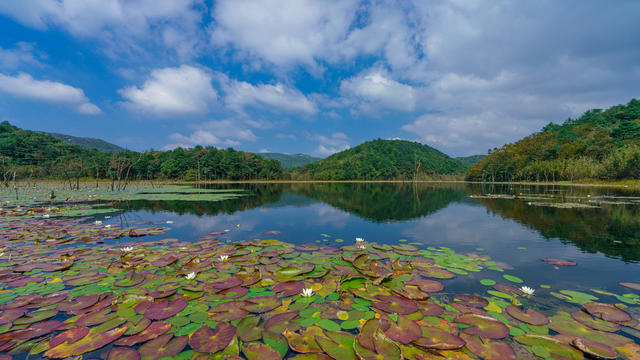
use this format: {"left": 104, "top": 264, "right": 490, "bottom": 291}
{"left": 114, "top": 182, "right": 640, "bottom": 262}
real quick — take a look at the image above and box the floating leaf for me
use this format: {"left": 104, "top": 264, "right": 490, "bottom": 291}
{"left": 265, "top": 312, "right": 300, "bottom": 333}
{"left": 107, "top": 348, "right": 140, "bottom": 360}
{"left": 372, "top": 295, "right": 418, "bottom": 314}
{"left": 380, "top": 315, "right": 421, "bottom": 344}
{"left": 572, "top": 338, "right": 617, "bottom": 359}
{"left": 316, "top": 330, "right": 356, "bottom": 360}
{"left": 459, "top": 333, "right": 515, "bottom": 360}
{"left": 144, "top": 298, "right": 187, "bottom": 320}
{"left": 456, "top": 313, "right": 509, "bottom": 339}
{"left": 505, "top": 305, "right": 549, "bottom": 326}
{"left": 283, "top": 326, "right": 325, "bottom": 353}
{"left": 44, "top": 325, "right": 127, "bottom": 358}
{"left": 242, "top": 342, "right": 282, "bottom": 360}
{"left": 514, "top": 334, "right": 583, "bottom": 360}
{"left": 188, "top": 323, "right": 236, "bottom": 354}
{"left": 583, "top": 301, "right": 631, "bottom": 322}
{"left": 413, "top": 327, "right": 465, "bottom": 350}
{"left": 139, "top": 333, "right": 188, "bottom": 360}
{"left": 243, "top": 296, "right": 282, "bottom": 313}
{"left": 502, "top": 274, "right": 523, "bottom": 284}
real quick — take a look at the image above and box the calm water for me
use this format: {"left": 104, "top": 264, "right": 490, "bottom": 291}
{"left": 101, "top": 182, "right": 640, "bottom": 295}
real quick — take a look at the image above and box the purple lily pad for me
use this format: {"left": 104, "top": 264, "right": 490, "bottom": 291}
{"left": 571, "top": 310, "right": 620, "bottom": 332}
{"left": 107, "top": 348, "right": 140, "bottom": 360}
{"left": 144, "top": 298, "right": 187, "bottom": 320}
{"left": 242, "top": 342, "right": 282, "bottom": 360}
{"left": 139, "top": 334, "right": 188, "bottom": 360}
{"left": 455, "top": 313, "right": 509, "bottom": 339}
{"left": 243, "top": 296, "right": 282, "bottom": 313}
{"left": 114, "top": 321, "right": 172, "bottom": 346}
{"left": 49, "top": 326, "right": 90, "bottom": 348}
{"left": 44, "top": 326, "right": 128, "bottom": 358}
{"left": 210, "top": 276, "right": 243, "bottom": 290}
{"left": 14, "top": 320, "right": 63, "bottom": 340}
{"left": 209, "top": 301, "right": 249, "bottom": 321}
{"left": 189, "top": 323, "right": 236, "bottom": 354}
{"left": 0, "top": 309, "right": 25, "bottom": 325}
{"left": 583, "top": 302, "right": 632, "bottom": 322}
{"left": 418, "top": 266, "right": 455, "bottom": 279}
{"left": 413, "top": 328, "right": 465, "bottom": 350}
{"left": 460, "top": 333, "right": 515, "bottom": 360}
{"left": 492, "top": 284, "right": 523, "bottom": 296}
{"left": 405, "top": 279, "right": 444, "bottom": 293}
{"left": 272, "top": 281, "right": 306, "bottom": 297}
{"left": 506, "top": 305, "right": 549, "bottom": 326}
{"left": 620, "top": 282, "right": 640, "bottom": 291}
{"left": 57, "top": 294, "right": 100, "bottom": 312}
{"left": 379, "top": 315, "right": 421, "bottom": 344}
{"left": 454, "top": 294, "right": 489, "bottom": 308}
{"left": 371, "top": 295, "right": 418, "bottom": 314}
{"left": 572, "top": 338, "right": 617, "bottom": 359}
{"left": 541, "top": 258, "right": 577, "bottom": 266}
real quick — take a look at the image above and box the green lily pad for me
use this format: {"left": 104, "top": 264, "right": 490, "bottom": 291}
{"left": 237, "top": 315, "right": 262, "bottom": 341}
{"left": 502, "top": 274, "right": 523, "bottom": 284}
{"left": 316, "top": 330, "right": 357, "bottom": 360}
{"left": 283, "top": 326, "right": 325, "bottom": 353}
{"left": 514, "top": 333, "right": 583, "bottom": 360}
{"left": 242, "top": 342, "right": 282, "bottom": 360}
{"left": 243, "top": 296, "right": 282, "bottom": 313}
{"left": 460, "top": 333, "right": 515, "bottom": 360}
{"left": 265, "top": 311, "right": 300, "bottom": 333}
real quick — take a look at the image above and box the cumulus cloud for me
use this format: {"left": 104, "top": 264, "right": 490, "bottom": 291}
{"left": 220, "top": 76, "right": 317, "bottom": 115}
{"left": 340, "top": 69, "right": 417, "bottom": 112}
{"left": 0, "top": 0, "right": 205, "bottom": 59}
{"left": 211, "top": 0, "right": 359, "bottom": 69}
{"left": 119, "top": 65, "right": 217, "bottom": 116}
{"left": 313, "top": 132, "right": 350, "bottom": 156}
{"left": 0, "top": 72, "right": 100, "bottom": 114}
{"left": 165, "top": 119, "right": 258, "bottom": 149}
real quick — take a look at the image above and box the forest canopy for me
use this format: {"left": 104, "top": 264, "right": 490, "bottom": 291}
{"left": 466, "top": 99, "right": 640, "bottom": 182}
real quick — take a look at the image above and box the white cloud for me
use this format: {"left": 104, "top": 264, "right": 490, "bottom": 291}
{"left": 167, "top": 119, "right": 258, "bottom": 149}
{"left": 340, "top": 69, "right": 417, "bottom": 112}
{"left": 313, "top": 132, "right": 350, "bottom": 156}
{"left": 221, "top": 76, "right": 317, "bottom": 115}
{"left": 0, "top": 0, "right": 205, "bottom": 59}
{"left": 0, "top": 72, "right": 100, "bottom": 114}
{"left": 119, "top": 65, "right": 217, "bottom": 116}
{"left": 0, "top": 43, "right": 43, "bottom": 70}
{"left": 211, "top": 0, "right": 359, "bottom": 69}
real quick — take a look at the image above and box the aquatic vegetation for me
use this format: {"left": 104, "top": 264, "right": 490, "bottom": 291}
{"left": 0, "top": 197, "right": 638, "bottom": 359}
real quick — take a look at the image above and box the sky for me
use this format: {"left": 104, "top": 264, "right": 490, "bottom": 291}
{"left": 0, "top": 0, "right": 639, "bottom": 157}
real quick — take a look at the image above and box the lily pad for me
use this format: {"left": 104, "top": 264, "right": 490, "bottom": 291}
{"left": 571, "top": 310, "right": 620, "bottom": 332}
{"left": 108, "top": 348, "right": 141, "bottom": 360}
{"left": 460, "top": 333, "right": 515, "bottom": 360}
{"left": 265, "top": 311, "right": 300, "bottom": 333}
{"left": 454, "top": 294, "right": 489, "bottom": 308}
{"left": 354, "top": 328, "right": 402, "bottom": 360}
{"left": 620, "top": 282, "right": 640, "bottom": 291}
{"left": 372, "top": 295, "right": 418, "bottom": 314}
{"left": 413, "top": 328, "right": 465, "bottom": 350}
{"left": 272, "top": 281, "right": 306, "bottom": 297}
{"left": 114, "top": 321, "right": 172, "bottom": 346}
{"left": 283, "top": 326, "right": 325, "bottom": 353}
{"left": 144, "top": 298, "right": 188, "bottom": 320}
{"left": 13, "top": 320, "right": 63, "bottom": 340}
{"left": 379, "top": 315, "right": 421, "bottom": 344}
{"left": 242, "top": 342, "right": 282, "bottom": 360}
{"left": 405, "top": 279, "right": 444, "bottom": 293}
{"left": 583, "top": 302, "right": 632, "bottom": 322}
{"left": 243, "top": 296, "right": 282, "bottom": 313}
{"left": 44, "top": 325, "right": 127, "bottom": 358}
{"left": 315, "top": 330, "right": 357, "bottom": 360}
{"left": 139, "top": 333, "right": 188, "bottom": 360}
{"left": 237, "top": 315, "right": 262, "bottom": 342}
{"left": 49, "top": 326, "right": 90, "bottom": 347}
{"left": 506, "top": 305, "right": 549, "bottom": 326}
{"left": 514, "top": 333, "right": 582, "bottom": 360}
{"left": 455, "top": 313, "right": 509, "bottom": 339}
{"left": 572, "top": 338, "right": 617, "bottom": 359}
{"left": 188, "top": 323, "right": 236, "bottom": 354}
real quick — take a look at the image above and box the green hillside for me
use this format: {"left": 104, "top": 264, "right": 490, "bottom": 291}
{"left": 293, "top": 139, "right": 467, "bottom": 180}
{"left": 456, "top": 155, "right": 484, "bottom": 167}
{"left": 45, "top": 132, "right": 125, "bottom": 153}
{"left": 259, "top": 152, "right": 321, "bottom": 169}
{"left": 466, "top": 99, "right": 640, "bottom": 182}
{"left": 0, "top": 121, "right": 283, "bottom": 182}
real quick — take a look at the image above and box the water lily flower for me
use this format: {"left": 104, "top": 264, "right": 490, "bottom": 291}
{"left": 105, "top": 216, "right": 111, "bottom": 219}
{"left": 185, "top": 272, "right": 196, "bottom": 280}
{"left": 120, "top": 246, "right": 133, "bottom": 253}
{"left": 43, "top": 214, "right": 50, "bottom": 218}
{"left": 357, "top": 244, "right": 366, "bottom": 250}
{"left": 166, "top": 220, "right": 174, "bottom": 224}
{"left": 219, "top": 255, "right": 229, "bottom": 262}
{"left": 94, "top": 220, "right": 102, "bottom": 225}
{"left": 105, "top": 224, "right": 112, "bottom": 228}
{"left": 520, "top": 286, "right": 535, "bottom": 296}
{"left": 0, "top": 252, "right": 4, "bottom": 257}
{"left": 355, "top": 237, "right": 364, "bottom": 243}
{"left": 224, "top": 229, "right": 230, "bottom": 232}
{"left": 301, "top": 288, "right": 313, "bottom": 297}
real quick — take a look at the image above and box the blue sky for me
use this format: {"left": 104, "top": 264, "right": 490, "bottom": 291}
{"left": 0, "top": 0, "right": 639, "bottom": 157}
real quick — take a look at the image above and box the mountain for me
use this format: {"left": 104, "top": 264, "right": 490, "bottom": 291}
{"left": 466, "top": 99, "right": 640, "bottom": 182}
{"left": 456, "top": 155, "right": 485, "bottom": 167}
{"left": 0, "top": 121, "right": 283, "bottom": 181}
{"left": 259, "top": 152, "right": 321, "bottom": 169}
{"left": 293, "top": 139, "right": 467, "bottom": 180}
{"left": 44, "top": 132, "right": 126, "bottom": 153}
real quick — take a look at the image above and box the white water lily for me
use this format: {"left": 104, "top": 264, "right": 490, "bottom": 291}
{"left": 301, "top": 288, "right": 313, "bottom": 297}
{"left": 520, "top": 286, "right": 535, "bottom": 296}
{"left": 185, "top": 272, "right": 196, "bottom": 280}
{"left": 0, "top": 252, "right": 4, "bottom": 257}
{"left": 94, "top": 220, "right": 102, "bottom": 225}
{"left": 357, "top": 243, "right": 366, "bottom": 250}
{"left": 166, "top": 220, "right": 174, "bottom": 224}
{"left": 219, "top": 255, "right": 229, "bottom": 262}
{"left": 105, "top": 224, "right": 112, "bottom": 228}
{"left": 224, "top": 229, "right": 230, "bottom": 232}
{"left": 42, "top": 214, "right": 50, "bottom": 218}
{"left": 355, "top": 237, "right": 364, "bottom": 243}
{"left": 120, "top": 246, "right": 134, "bottom": 253}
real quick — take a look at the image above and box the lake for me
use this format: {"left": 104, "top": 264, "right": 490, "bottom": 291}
{"left": 2, "top": 182, "right": 640, "bottom": 359}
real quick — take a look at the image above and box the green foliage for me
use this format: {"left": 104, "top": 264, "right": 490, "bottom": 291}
{"left": 0, "top": 121, "right": 283, "bottom": 181}
{"left": 44, "top": 132, "right": 126, "bottom": 153}
{"left": 259, "top": 152, "right": 322, "bottom": 169}
{"left": 455, "top": 155, "right": 485, "bottom": 167}
{"left": 293, "top": 139, "right": 467, "bottom": 180}
{"left": 467, "top": 99, "right": 640, "bottom": 181}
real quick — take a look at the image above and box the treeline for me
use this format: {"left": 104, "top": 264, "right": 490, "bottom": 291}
{"left": 293, "top": 139, "right": 467, "bottom": 180}
{"left": 467, "top": 99, "right": 640, "bottom": 182}
{"left": 0, "top": 121, "right": 283, "bottom": 187}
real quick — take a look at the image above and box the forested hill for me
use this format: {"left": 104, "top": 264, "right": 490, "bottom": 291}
{"left": 259, "top": 152, "right": 321, "bottom": 169}
{"left": 293, "top": 139, "right": 467, "bottom": 180}
{"left": 0, "top": 121, "right": 283, "bottom": 181}
{"left": 44, "top": 132, "right": 125, "bottom": 153}
{"left": 466, "top": 99, "right": 640, "bottom": 182}
{"left": 456, "top": 155, "right": 485, "bottom": 167}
